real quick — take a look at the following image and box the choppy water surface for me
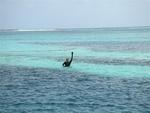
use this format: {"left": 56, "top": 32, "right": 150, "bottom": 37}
{"left": 0, "top": 27, "right": 150, "bottom": 113}
{"left": 0, "top": 65, "right": 150, "bottom": 113}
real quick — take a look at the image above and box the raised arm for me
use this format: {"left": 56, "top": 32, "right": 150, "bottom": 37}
{"left": 69, "top": 52, "right": 73, "bottom": 63}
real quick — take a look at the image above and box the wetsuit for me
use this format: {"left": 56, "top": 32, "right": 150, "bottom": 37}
{"left": 62, "top": 52, "right": 73, "bottom": 67}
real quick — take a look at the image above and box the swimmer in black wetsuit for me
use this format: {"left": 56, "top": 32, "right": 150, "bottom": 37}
{"left": 62, "top": 52, "right": 73, "bottom": 67}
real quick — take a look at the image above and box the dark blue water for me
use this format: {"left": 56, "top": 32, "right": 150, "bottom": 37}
{"left": 0, "top": 65, "right": 150, "bottom": 113}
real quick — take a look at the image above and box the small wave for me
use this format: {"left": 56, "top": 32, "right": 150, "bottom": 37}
{"left": 77, "top": 58, "right": 150, "bottom": 66}
{"left": 16, "top": 29, "right": 57, "bottom": 32}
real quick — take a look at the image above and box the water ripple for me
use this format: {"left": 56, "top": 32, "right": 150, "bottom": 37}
{"left": 0, "top": 65, "right": 150, "bottom": 113}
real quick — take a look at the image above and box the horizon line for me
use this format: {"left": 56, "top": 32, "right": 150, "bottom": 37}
{"left": 0, "top": 26, "right": 150, "bottom": 32}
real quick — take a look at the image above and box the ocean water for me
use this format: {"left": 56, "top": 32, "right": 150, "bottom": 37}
{"left": 0, "top": 27, "right": 150, "bottom": 113}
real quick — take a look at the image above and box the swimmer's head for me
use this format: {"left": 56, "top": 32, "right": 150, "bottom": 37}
{"left": 66, "top": 58, "right": 69, "bottom": 62}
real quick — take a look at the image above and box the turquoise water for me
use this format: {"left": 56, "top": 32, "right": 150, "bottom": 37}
{"left": 0, "top": 27, "right": 150, "bottom": 113}
{"left": 0, "top": 27, "right": 150, "bottom": 77}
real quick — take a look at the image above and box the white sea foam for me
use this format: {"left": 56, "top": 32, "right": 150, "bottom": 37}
{"left": 16, "top": 29, "right": 57, "bottom": 32}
